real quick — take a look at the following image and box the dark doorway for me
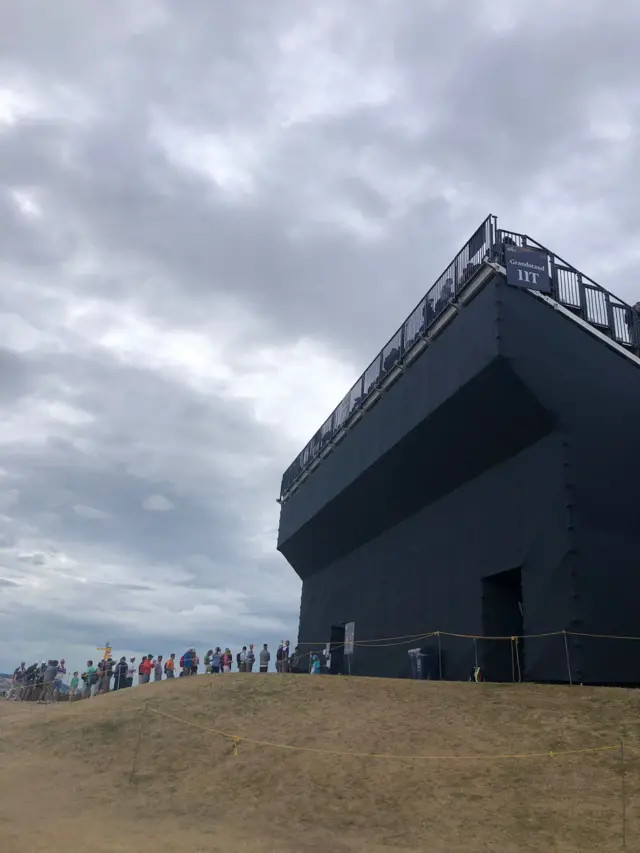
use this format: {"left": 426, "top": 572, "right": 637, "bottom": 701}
{"left": 481, "top": 567, "right": 524, "bottom": 682}
{"left": 329, "top": 625, "right": 345, "bottom": 675}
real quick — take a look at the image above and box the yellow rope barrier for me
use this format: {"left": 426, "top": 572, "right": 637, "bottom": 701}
{"left": 297, "top": 628, "right": 640, "bottom": 648}
{"left": 148, "top": 706, "right": 620, "bottom": 764}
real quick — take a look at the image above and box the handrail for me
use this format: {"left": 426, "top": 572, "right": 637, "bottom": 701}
{"left": 279, "top": 217, "right": 639, "bottom": 501}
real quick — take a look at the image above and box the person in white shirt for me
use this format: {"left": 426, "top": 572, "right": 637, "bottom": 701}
{"left": 246, "top": 644, "right": 256, "bottom": 672}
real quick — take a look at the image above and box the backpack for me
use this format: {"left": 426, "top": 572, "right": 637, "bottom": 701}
{"left": 179, "top": 655, "right": 185, "bottom": 669}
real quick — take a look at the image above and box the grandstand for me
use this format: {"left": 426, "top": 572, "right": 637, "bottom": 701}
{"left": 277, "top": 216, "right": 640, "bottom": 684}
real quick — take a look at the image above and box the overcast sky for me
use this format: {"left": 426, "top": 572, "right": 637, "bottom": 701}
{"left": 0, "top": 0, "right": 639, "bottom": 675}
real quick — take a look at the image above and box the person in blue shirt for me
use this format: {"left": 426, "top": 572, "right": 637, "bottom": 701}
{"left": 181, "top": 649, "right": 193, "bottom": 676}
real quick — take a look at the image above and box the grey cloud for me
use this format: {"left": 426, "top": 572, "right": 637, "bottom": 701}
{"left": 0, "top": 344, "right": 290, "bottom": 591}
{"left": 17, "top": 553, "right": 46, "bottom": 566}
{"left": 0, "top": 348, "right": 40, "bottom": 402}
{"left": 142, "top": 494, "right": 174, "bottom": 512}
{"left": 73, "top": 504, "right": 111, "bottom": 520}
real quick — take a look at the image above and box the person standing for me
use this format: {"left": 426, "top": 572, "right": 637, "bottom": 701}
{"left": 40, "top": 660, "right": 58, "bottom": 703}
{"left": 126, "top": 658, "right": 136, "bottom": 688}
{"left": 86, "top": 660, "right": 100, "bottom": 698}
{"left": 246, "top": 644, "right": 255, "bottom": 673}
{"left": 102, "top": 658, "right": 113, "bottom": 694}
{"left": 139, "top": 655, "right": 152, "bottom": 684}
{"left": 210, "top": 648, "right": 221, "bottom": 674}
{"left": 54, "top": 659, "right": 67, "bottom": 699}
{"left": 164, "top": 653, "right": 176, "bottom": 678}
{"left": 181, "top": 649, "right": 193, "bottom": 676}
{"left": 238, "top": 647, "right": 247, "bottom": 673}
{"left": 113, "top": 657, "right": 127, "bottom": 690}
{"left": 222, "top": 649, "right": 232, "bottom": 673}
{"left": 282, "top": 641, "right": 291, "bottom": 673}
{"left": 12, "top": 662, "right": 26, "bottom": 701}
{"left": 69, "top": 671, "right": 80, "bottom": 700}
{"left": 154, "top": 656, "right": 164, "bottom": 682}
{"left": 143, "top": 655, "right": 153, "bottom": 683}
{"left": 259, "top": 644, "right": 270, "bottom": 674}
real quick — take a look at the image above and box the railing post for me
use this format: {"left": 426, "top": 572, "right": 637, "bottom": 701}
{"left": 604, "top": 293, "right": 616, "bottom": 341}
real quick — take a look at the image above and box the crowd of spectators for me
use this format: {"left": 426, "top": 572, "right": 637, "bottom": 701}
{"left": 6, "top": 641, "right": 302, "bottom": 702}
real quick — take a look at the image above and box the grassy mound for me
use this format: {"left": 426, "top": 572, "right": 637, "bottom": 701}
{"left": 1, "top": 674, "right": 640, "bottom": 852}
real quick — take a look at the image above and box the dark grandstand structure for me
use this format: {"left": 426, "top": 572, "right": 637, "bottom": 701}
{"left": 277, "top": 216, "right": 640, "bottom": 684}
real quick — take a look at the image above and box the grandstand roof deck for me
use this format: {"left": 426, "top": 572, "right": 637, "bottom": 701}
{"left": 279, "top": 214, "right": 639, "bottom": 503}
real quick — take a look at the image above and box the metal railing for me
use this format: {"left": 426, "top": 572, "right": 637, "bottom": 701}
{"left": 279, "top": 217, "right": 639, "bottom": 501}
{"left": 493, "top": 229, "right": 639, "bottom": 350}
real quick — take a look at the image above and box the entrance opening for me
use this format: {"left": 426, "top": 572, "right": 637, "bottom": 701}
{"left": 481, "top": 567, "right": 524, "bottom": 682}
{"left": 329, "top": 625, "right": 345, "bottom": 675}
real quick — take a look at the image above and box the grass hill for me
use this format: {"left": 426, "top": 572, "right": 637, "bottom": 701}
{"left": 1, "top": 674, "right": 640, "bottom": 852}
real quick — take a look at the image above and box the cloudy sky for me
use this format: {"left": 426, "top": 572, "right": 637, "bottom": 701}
{"left": 0, "top": 0, "right": 638, "bottom": 674}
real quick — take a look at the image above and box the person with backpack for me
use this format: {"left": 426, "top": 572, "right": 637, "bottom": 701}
{"left": 164, "top": 653, "right": 176, "bottom": 678}
{"left": 181, "top": 649, "right": 193, "bottom": 676}
{"left": 237, "top": 647, "right": 247, "bottom": 673}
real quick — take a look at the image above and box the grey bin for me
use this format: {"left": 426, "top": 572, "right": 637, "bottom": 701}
{"left": 408, "top": 648, "right": 436, "bottom": 680}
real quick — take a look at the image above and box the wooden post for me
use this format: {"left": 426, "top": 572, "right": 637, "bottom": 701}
{"left": 620, "top": 726, "right": 627, "bottom": 849}
{"left": 437, "top": 632, "right": 442, "bottom": 680}
{"left": 562, "top": 630, "right": 573, "bottom": 686}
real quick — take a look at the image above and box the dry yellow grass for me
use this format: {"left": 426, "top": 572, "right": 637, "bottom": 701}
{"left": 1, "top": 674, "right": 640, "bottom": 852}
